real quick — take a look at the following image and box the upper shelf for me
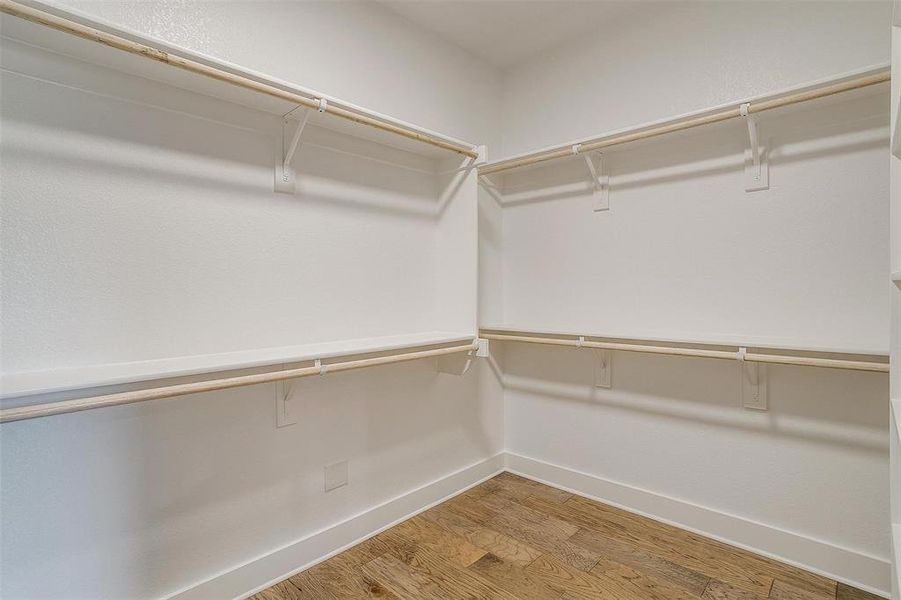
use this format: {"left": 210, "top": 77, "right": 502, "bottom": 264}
{"left": 0, "top": 331, "right": 476, "bottom": 400}
{"left": 480, "top": 63, "right": 890, "bottom": 176}
{"left": 0, "top": 0, "right": 479, "bottom": 160}
{"left": 479, "top": 323, "right": 889, "bottom": 357}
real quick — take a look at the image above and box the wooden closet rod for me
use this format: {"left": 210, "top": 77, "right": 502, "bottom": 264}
{"left": 0, "top": 0, "right": 480, "bottom": 159}
{"left": 0, "top": 342, "right": 478, "bottom": 423}
{"left": 479, "top": 67, "right": 890, "bottom": 175}
{"left": 480, "top": 333, "right": 889, "bottom": 373}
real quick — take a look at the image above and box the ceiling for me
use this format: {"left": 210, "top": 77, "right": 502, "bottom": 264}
{"left": 378, "top": 1, "right": 644, "bottom": 69}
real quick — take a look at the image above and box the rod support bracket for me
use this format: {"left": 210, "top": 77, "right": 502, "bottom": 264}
{"left": 593, "top": 348, "right": 612, "bottom": 388}
{"left": 478, "top": 172, "right": 505, "bottom": 205}
{"left": 315, "top": 358, "right": 328, "bottom": 376}
{"left": 572, "top": 144, "right": 609, "bottom": 211}
{"left": 275, "top": 105, "right": 314, "bottom": 194}
{"left": 740, "top": 103, "right": 769, "bottom": 192}
{"left": 738, "top": 347, "right": 767, "bottom": 410}
{"left": 276, "top": 376, "right": 297, "bottom": 427}
{"left": 478, "top": 174, "right": 499, "bottom": 189}
{"left": 437, "top": 350, "right": 474, "bottom": 376}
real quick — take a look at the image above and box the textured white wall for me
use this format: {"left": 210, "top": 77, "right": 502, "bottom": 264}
{"left": 499, "top": 0, "right": 892, "bottom": 157}
{"left": 2, "top": 357, "right": 502, "bottom": 598}
{"left": 494, "top": 0, "right": 893, "bottom": 591}
{"left": 500, "top": 93, "right": 889, "bottom": 351}
{"left": 0, "top": 2, "right": 503, "bottom": 598}
{"left": 60, "top": 0, "right": 502, "bottom": 152}
{"left": 0, "top": 51, "right": 443, "bottom": 371}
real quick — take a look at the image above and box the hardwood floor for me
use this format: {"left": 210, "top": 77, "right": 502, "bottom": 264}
{"left": 251, "top": 473, "right": 883, "bottom": 600}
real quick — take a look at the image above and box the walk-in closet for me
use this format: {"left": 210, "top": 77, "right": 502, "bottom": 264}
{"left": 1, "top": 1, "right": 899, "bottom": 599}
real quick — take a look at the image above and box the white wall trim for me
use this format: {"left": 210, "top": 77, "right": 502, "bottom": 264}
{"left": 168, "top": 452, "right": 505, "bottom": 600}
{"left": 505, "top": 452, "right": 891, "bottom": 598}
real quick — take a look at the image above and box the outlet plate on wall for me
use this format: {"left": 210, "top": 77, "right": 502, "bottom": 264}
{"left": 324, "top": 461, "right": 348, "bottom": 492}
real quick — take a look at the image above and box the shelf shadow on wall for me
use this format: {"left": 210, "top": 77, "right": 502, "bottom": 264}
{"left": 500, "top": 342, "right": 887, "bottom": 454}
{"left": 497, "top": 92, "right": 889, "bottom": 208}
{"left": 2, "top": 67, "right": 445, "bottom": 221}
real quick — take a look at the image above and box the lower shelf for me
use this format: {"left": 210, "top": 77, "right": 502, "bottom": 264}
{"left": 0, "top": 331, "right": 475, "bottom": 400}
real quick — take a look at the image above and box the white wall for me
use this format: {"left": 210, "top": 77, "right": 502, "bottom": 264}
{"left": 499, "top": 93, "right": 889, "bottom": 351}
{"left": 494, "top": 1, "right": 893, "bottom": 593}
{"left": 61, "top": 0, "right": 502, "bottom": 152}
{"left": 500, "top": 0, "right": 892, "bottom": 157}
{"left": 0, "top": 2, "right": 504, "bottom": 598}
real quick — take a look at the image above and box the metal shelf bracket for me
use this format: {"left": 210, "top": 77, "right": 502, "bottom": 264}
{"left": 437, "top": 349, "right": 474, "bottom": 375}
{"left": 275, "top": 100, "right": 326, "bottom": 194}
{"left": 573, "top": 144, "right": 609, "bottom": 211}
{"left": 437, "top": 340, "right": 486, "bottom": 375}
{"left": 593, "top": 348, "right": 612, "bottom": 388}
{"left": 276, "top": 377, "right": 297, "bottom": 427}
{"left": 738, "top": 346, "right": 768, "bottom": 410}
{"left": 740, "top": 103, "right": 768, "bottom": 192}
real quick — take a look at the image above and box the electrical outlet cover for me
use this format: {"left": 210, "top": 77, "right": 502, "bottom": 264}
{"left": 324, "top": 460, "right": 348, "bottom": 492}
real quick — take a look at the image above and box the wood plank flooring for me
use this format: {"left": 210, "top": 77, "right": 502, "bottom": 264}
{"left": 251, "top": 473, "right": 883, "bottom": 600}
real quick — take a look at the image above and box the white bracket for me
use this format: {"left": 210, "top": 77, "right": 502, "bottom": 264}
{"left": 573, "top": 144, "right": 609, "bottom": 211}
{"left": 477, "top": 173, "right": 505, "bottom": 206}
{"left": 593, "top": 349, "right": 612, "bottom": 388}
{"left": 738, "top": 347, "right": 767, "bottom": 410}
{"left": 436, "top": 352, "right": 473, "bottom": 376}
{"left": 275, "top": 99, "right": 326, "bottom": 194}
{"left": 276, "top": 378, "right": 297, "bottom": 427}
{"left": 437, "top": 342, "right": 483, "bottom": 375}
{"left": 740, "top": 103, "right": 768, "bottom": 192}
{"left": 478, "top": 174, "right": 500, "bottom": 191}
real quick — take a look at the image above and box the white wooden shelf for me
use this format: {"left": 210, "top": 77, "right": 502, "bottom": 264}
{"left": 0, "top": 0, "right": 477, "bottom": 160}
{"left": 480, "top": 323, "right": 889, "bottom": 357}
{"left": 479, "top": 63, "right": 890, "bottom": 176}
{"left": 0, "top": 331, "right": 475, "bottom": 400}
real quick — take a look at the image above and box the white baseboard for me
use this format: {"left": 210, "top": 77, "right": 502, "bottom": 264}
{"left": 168, "top": 451, "right": 890, "bottom": 599}
{"left": 169, "top": 452, "right": 505, "bottom": 600}
{"left": 505, "top": 452, "right": 891, "bottom": 598}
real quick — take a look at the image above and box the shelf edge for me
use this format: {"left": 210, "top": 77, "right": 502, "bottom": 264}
{"left": 1, "top": 331, "right": 476, "bottom": 400}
